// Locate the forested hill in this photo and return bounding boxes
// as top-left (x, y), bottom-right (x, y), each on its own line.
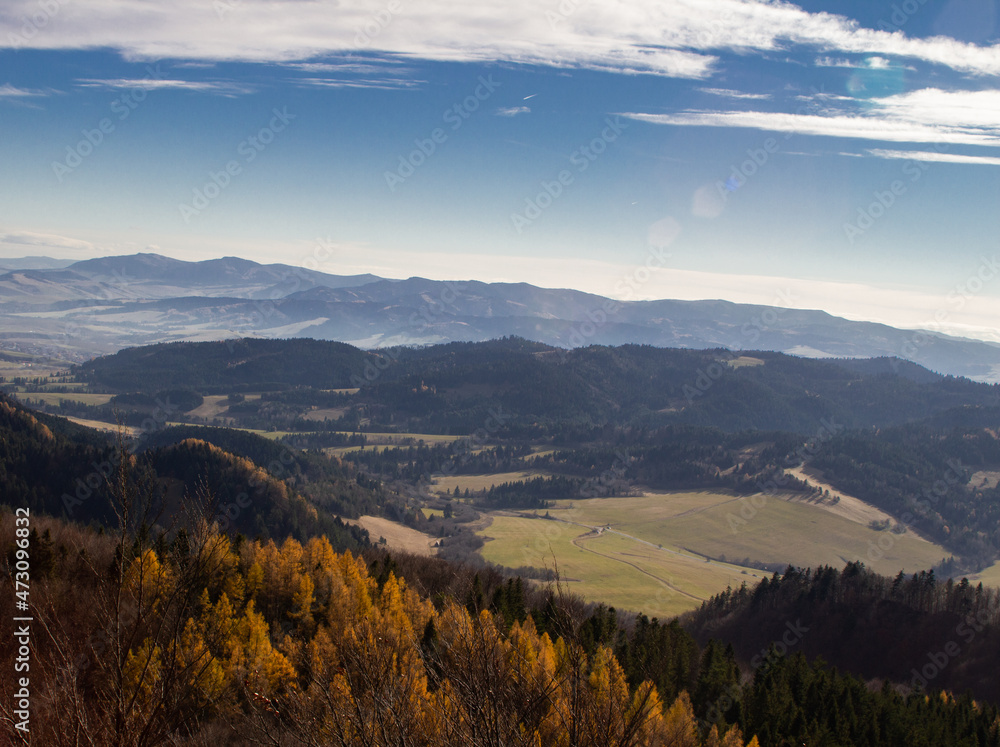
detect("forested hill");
top-left (75, 337), bottom-right (1000, 433)
top-left (76, 337), bottom-right (378, 392)
top-left (0, 392), bottom-right (372, 547)
top-left (684, 562), bottom-right (1000, 704)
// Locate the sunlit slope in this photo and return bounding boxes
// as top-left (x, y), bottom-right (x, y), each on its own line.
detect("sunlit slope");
top-left (479, 490), bottom-right (950, 617)
top-left (478, 513), bottom-right (763, 619)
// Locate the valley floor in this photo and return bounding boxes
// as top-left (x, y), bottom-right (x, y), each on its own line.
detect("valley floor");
top-left (473, 489), bottom-right (951, 619)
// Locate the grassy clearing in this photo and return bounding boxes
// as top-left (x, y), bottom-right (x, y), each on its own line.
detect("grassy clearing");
top-left (357, 432), bottom-right (462, 444)
top-left (320, 431), bottom-right (462, 448)
top-left (351, 516), bottom-right (437, 557)
top-left (970, 470), bottom-right (1000, 490)
top-left (727, 356), bottom-right (765, 368)
top-left (783, 466), bottom-right (898, 527)
top-left (63, 416), bottom-right (138, 437)
top-left (544, 491), bottom-right (948, 577)
top-left (478, 515), bottom-right (762, 618)
top-left (422, 508), bottom-right (445, 519)
top-left (323, 445), bottom-right (395, 457)
top-left (16, 392), bottom-right (114, 406)
top-left (0, 361), bottom-right (70, 378)
top-left (970, 561), bottom-right (1000, 588)
top-left (301, 407), bottom-right (347, 422)
top-left (188, 395), bottom-right (233, 420)
top-left (431, 470), bottom-right (549, 496)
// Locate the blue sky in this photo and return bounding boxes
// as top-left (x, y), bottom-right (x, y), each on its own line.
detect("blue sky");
top-left (2, 0), bottom-right (1000, 341)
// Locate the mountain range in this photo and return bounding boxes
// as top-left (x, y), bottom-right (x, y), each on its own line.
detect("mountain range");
top-left (1, 252), bottom-right (999, 381)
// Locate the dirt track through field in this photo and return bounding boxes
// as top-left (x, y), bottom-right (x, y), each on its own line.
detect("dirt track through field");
top-left (570, 532), bottom-right (703, 602)
top-left (784, 465), bottom-right (930, 542)
top-left (531, 511), bottom-right (740, 602)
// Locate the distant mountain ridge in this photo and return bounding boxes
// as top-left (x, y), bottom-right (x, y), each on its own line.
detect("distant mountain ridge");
top-left (0, 256), bottom-right (76, 271)
top-left (1, 252), bottom-right (999, 381)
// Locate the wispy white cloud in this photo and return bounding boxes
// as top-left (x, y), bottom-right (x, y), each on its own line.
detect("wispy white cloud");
top-left (0, 230), bottom-right (95, 252)
top-left (622, 88), bottom-right (1000, 148)
top-left (495, 105), bottom-right (530, 117)
top-left (815, 56), bottom-right (859, 68)
top-left (815, 55), bottom-right (911, 70)
top-left (0, 83), bottom-right (47, 97)
top-left (621, 109), bottom-right (1000, 147)
top-left (3, 0), bottom-right (1000, 80)
top-left (287, 58), bottom-right (420, 89)
top-left (297, 77), bottom-right (422, 90)
top-left (76, 78), bottom-right (255, 95)
top-left (876, 88), bottom-right (1000, 130)
top-left (698, 87), bottom-right (771, 100)
top-left (867, 149), bottom-right (1000, 166)
top-left (288, 60), bottom-right (411, 75)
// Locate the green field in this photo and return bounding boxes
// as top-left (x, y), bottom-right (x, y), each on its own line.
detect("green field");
top-left (478, 514), bottom-right (763, 618)
top-left (478, 489), bottom-right (951, 617)
top-left (431, 470), bottom-right (549, 496)
top-left (546, 492), bottom-right (948, 576)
